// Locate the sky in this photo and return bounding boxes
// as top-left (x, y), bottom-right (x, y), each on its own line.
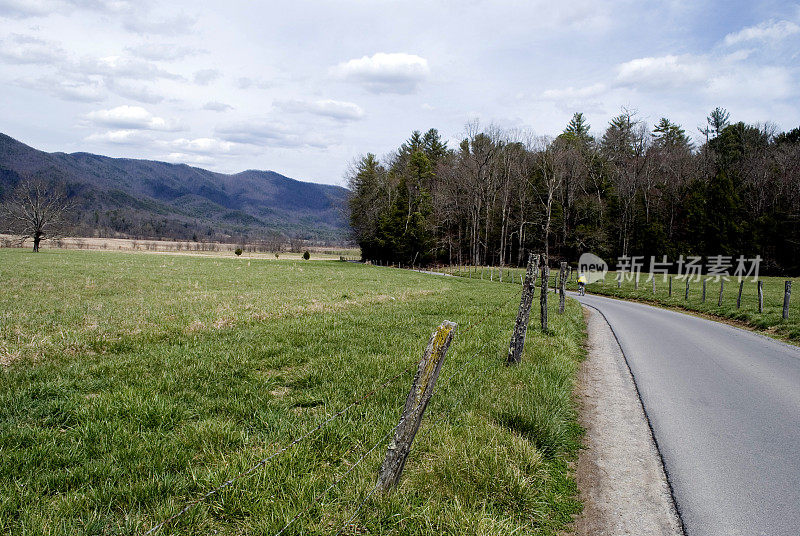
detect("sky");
top-left (1, 0), bottom-right (799, 186)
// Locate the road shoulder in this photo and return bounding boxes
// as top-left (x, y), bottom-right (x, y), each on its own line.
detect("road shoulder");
top-left (570, 306), bottom-right (683, 535)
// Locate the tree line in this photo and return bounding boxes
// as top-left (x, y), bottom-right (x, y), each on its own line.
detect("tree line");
top-left (346, 108), bottom-right (800, 274)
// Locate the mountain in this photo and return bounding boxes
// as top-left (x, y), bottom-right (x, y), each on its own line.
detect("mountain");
top-left (0, 133), bottom-right (350, 242)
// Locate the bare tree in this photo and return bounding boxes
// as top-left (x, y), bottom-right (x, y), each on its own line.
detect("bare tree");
top-left (1, 177), bottom-right (73, 252)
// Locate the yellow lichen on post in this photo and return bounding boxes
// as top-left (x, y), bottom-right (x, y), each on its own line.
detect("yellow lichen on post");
top-left (376, 320), bottom-right (456, 492)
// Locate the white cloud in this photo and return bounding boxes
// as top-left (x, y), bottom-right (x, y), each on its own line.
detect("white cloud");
top-left (274, 98), bottom-right (365, 121)
top-left (724, 20), bottom-right (800, 46)
top-left (85, 129), bottom-right (151, 144)
top-left (15, 74), bottom-right (106, 102)
top-left (332, 52), bottom-right (430, 94)
top-left (216, 121), bottom-right (332, 149)
top-left (203, 101), bottom-right (233, 112)
top-left (706, 66), bottom-right (794, 101)
top-left (86, 105), bottom-right (181, 131)
top-left (165, 137), bottom-right (236, 155)
top-left (541, 83), bottom-right (607, 100)
top-left (193, 68), bottom-right (220, 85)
top-left (0, 0), bottom-right (57, 18)
top-left (80, 55), bottom-right (183, 81)
top-left (121, 12), bottom-right (197, 35)
top-left (126, 42), bottom-right (202, 61)
top-left (615, 55), bottom-right (709, 89)
top-left (105, 79), bottom-right (164, 103)
top-left (161, 152), bottom-right (215, 166)
top-left (237, 76), bottom-right (272, 90)
top-left (0, 34), bottom-right (66, 64)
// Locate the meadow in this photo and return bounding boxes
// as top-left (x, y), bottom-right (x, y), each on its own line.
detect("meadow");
top-left (445, 264), bottom-right (799, 343)
top-left (0, 249), bottom-right (585, 535)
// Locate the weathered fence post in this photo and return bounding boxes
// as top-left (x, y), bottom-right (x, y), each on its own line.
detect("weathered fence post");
top-left (758, 281), bottom-right (764, 313)
top-left (500, 267), bottom-right (503, 283)
top-left (737, 280), bottom-right (744, 309)
top-left (669, 276), bottom-right (673, 297)
top-left (635, 275), bottom-right (639, 290)
top-left (490, 266), bottom-right (494, 282)
top-left (702, 279), bottom-right (707, 302)
top-left (617, 274), bottom-right (621, 289)
top-left (540, 256), bottom-right (549, 332)
top-left (507, 254), bottom-right (538, 365)
top-left (685, 279), bottom-right (690, 300)
top-left (652, 277), bottom-right (656, 294)
top-left (376, 320), bottom-right (457, 492)
top-left (558, 261), bottom-right (567, 314)
top-left (718, 279), bottom-right (725, 307)
top-left (783, 281), bottom-right (792, 319)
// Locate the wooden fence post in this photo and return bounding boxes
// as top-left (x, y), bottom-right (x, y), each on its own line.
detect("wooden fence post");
top-left (669, 276), bottom-right (673, 297)
top-left (783, 281), bottom-right (792, 319)
top-left (507, 253), bottom-right (538, 365)
top-left (376, 320), bottom-right (457, 492)
top-left (652, 277), bottom-right (656, 294)
top-left (758, 281), bottom-right (764, 313)
top-left (702, 279), bottom-right (707, 302)
top-left (737, 280), bottom-right (744, 309)
top-left (540, 256), bottom-right (549, 332)
top-left (718, 279), bottom-right (725, 307)
top-left (617, 274), bottom-right (621, 289)
top-left (635, 274), bottom-right (639, 290)
top-left (558, 261), bottom-right (567, 314)
top-left (685, 279), bottom-right (690, 300)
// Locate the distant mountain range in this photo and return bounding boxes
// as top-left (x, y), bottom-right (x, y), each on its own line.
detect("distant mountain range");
top-left (0, 133), bottom-right (350, 243)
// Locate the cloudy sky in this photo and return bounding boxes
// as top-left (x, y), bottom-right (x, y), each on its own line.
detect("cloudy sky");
top-left (2, 0), bottom-right (799, 186)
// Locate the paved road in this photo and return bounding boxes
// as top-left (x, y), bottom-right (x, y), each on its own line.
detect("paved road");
top-left (573, 292), bottom-right (800, 536)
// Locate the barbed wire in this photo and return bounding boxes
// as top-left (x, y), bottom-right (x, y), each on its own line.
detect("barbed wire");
top-left (144, 282), bottom-right (522, 535)
top-left (142, 365), bottom-right (414, 535)
top-left (273, 424), bottom-right (396, 536)
top-left (334, 484), bottom-right (381, 536)
top-left (328, 346), bottom-right (498, 536)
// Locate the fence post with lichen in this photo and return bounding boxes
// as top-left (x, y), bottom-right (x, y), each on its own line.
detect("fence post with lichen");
top-left (507, 253), bottom-right (538, 365)
top-left (376, 320), bottom-right (457, 492)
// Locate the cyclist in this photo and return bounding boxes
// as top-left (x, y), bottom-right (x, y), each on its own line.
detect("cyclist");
top-left (577, 273), bottom-right (587, 296)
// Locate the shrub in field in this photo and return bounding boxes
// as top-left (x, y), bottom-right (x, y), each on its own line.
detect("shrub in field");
top-left (303, 250), bottom-right (310, 260)
top-left (235, 248), bottom-right (243, 256)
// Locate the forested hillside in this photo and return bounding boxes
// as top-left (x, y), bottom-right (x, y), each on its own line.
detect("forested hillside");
top-left (0, 134), bottom-right (349, 243)
top-left (347, 109), bottom-right (800, 274)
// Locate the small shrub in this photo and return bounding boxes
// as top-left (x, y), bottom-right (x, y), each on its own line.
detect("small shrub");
top-left (302, 250), bottom-right (310, 260)
top-left (235, 248), bottom-right (243, 256)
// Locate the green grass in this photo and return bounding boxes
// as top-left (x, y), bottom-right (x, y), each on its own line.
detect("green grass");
top-left (0, 249), bottom-right (586, 535)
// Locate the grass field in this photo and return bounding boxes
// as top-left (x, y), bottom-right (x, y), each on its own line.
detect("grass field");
top-left (443, 265), bottom-right (799, 342)
top-left (0, 249), bottom-right (586, 535)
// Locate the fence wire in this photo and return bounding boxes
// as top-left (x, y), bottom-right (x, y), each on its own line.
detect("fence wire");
top-left (143, 365), bottom-right (414, 535)
top-left (144, 271), bottom-right (522, 535)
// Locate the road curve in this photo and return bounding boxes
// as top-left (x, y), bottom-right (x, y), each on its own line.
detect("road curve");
top-left (572, 292), bottom-right (800, 536)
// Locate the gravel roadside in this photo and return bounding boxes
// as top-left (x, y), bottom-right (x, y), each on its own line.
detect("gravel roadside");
top-left (570, 306), bottom-right (683, 535)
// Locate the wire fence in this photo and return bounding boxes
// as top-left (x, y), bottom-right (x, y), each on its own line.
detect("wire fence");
top-left (142, 279), bottom-right (521, 535)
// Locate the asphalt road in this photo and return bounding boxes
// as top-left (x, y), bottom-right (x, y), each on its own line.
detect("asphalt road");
top-left (573, 292), bottom-right (800, 536)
